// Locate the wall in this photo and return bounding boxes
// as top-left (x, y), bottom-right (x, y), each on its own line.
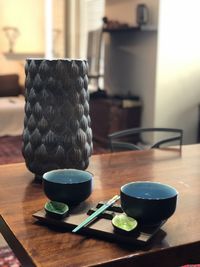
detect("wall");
top-left (155, 0), bottom-right (200, 144)
top-left (52, 0), bottom-right (65, 57)
top-left (0, 0), bottom-right (45, 54)
top-left (104, 0), bottom-right (158, 131)
top-left (104, 0), bottom-right (200, 144)
top-left (104, 31), bottom-right (157, 129)
top-left (0, 0), bottom-right (45, 85)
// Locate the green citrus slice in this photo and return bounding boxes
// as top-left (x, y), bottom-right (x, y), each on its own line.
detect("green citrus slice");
top-left (112, 214), bottom-right (138, 232)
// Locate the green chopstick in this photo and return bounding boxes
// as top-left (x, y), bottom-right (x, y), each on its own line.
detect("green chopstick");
top-left (72, 195), bottom-right (120, 233)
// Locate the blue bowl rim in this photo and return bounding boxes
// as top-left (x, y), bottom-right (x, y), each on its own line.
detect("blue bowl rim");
top-left (43, 168), bottom-right (93, 184)
top-left (120, 181), bottom-right (178, 200)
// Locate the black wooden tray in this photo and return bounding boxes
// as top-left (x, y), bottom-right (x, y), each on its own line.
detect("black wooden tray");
top-left (33, 203), bottom-right (166, 246)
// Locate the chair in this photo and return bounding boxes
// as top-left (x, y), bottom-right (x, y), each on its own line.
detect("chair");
top-left (0, 74), bottom-right (22, 96)
top-left (108, 127), bottom-right (183, 152)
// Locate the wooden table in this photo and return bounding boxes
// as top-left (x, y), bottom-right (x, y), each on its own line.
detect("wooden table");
top-left (0, 144), bottom-right (200, 267)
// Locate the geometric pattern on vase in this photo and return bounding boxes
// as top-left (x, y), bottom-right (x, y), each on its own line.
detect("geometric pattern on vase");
top-left (22, 59), bottom-right (93, 179)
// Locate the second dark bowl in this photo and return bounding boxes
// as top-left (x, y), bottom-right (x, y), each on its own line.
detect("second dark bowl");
top-left (120, 181), bottom-right (178, 225)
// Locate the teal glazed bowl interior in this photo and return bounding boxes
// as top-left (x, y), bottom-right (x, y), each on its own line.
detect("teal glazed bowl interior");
top-left (120, 181), bottom-right (178, 225)
top-left (42, 169), bottom-right (93, 206)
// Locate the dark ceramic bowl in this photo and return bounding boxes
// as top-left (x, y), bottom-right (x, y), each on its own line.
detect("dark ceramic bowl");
top-left (120, 181), bottom-right (178, 225)
top-left (43, 169), bottom-right (93, 206)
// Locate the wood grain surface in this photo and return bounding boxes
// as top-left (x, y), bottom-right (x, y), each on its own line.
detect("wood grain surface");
top-left (0, 145), bottom-right (200, 266)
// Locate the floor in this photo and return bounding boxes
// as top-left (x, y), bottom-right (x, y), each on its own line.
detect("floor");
top-left (0, 135), bottom-right (109, 165)
top-left (0, 234), bottom-right (7, 247)
top-left (0, 235), bottom-right (21, 267)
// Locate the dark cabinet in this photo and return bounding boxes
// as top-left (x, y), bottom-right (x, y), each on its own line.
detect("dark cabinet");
top-left (90, 97), bottom-right (142, 146)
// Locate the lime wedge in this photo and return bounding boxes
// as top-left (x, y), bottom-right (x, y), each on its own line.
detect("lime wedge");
top-left (45, 201), bottom-right (69, 218)
top-left (112, 214), bottom-right (138, 232)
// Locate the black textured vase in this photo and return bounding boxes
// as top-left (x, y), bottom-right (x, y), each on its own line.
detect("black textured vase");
top-left (22, 59), bottom-right (93, 179)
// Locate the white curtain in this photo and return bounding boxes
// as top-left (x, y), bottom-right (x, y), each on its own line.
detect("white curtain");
top-left (64, 0), bottom-right (105, 59)
top-left (63, 0), bottom-right (81, 58)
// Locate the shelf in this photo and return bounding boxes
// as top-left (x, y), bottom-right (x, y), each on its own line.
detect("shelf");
top-left (4, 52), bottom-right (44, 60)
top-left (103, 25), bottom-right (157, 33)
top-left (103, 26), bottom-right (140, 33)
top-left (140, 25), bottom-right (157, 31)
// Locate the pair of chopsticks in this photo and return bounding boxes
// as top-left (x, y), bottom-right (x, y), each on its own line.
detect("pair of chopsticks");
top-left (72, 195), bottom-right (120, 233)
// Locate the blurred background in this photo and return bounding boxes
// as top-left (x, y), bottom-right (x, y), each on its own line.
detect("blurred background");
top-left (0, 0), bottom-right (200, 145)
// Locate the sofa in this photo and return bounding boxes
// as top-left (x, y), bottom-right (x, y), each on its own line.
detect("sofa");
top-left (0, 74), bottom-right (25, 137)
